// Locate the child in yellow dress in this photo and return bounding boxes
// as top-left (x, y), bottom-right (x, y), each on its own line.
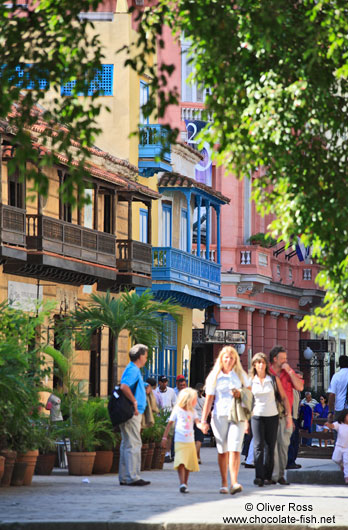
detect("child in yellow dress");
top-left (162, 387), bottom-right (203, 493)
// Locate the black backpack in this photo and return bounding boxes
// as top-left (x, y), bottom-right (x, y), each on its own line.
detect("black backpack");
top-left (108, 382), bottom-right (138, 427)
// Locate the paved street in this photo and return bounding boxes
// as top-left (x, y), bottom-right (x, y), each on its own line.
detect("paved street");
top-left (0, 447), bottom-right (347, 529)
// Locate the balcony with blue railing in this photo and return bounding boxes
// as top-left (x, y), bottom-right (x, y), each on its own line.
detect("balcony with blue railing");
top-left (151, 247), bottom-right (221, 309)
top-left (138, 125), bottom-right (172, 177)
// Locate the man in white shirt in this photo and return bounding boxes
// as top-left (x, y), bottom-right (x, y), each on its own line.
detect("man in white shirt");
top-left (300, 392), bottom-right (318, 410)
top-left (328, 355), bottom-right (348, 421)
top-left (153, 375), bottom-right (176, 462)
top-left (154, 375), bottom-right (176, 411)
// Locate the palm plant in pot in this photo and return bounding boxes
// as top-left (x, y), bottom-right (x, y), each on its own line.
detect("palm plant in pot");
top-left (34, 418), bottom-right (59, 475)
top-left (60, 399), bottom-right (113, 476)
top-left (89, 398), bottom-right (116, 474)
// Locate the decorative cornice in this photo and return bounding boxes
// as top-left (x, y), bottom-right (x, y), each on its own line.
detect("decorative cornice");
top-left (259, 309), bottom-right (267, 315)
top-left (244, 307), bottom-right (255, 313)
top-left (223, 304), bottom-right (242, 310)
top-left (270, 311), bottom-right (280, 318)
top-left (282, 313), bottom-right (291, 319)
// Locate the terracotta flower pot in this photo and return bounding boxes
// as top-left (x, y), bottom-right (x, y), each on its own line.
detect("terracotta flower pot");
top-left (141, 444), bottom-right (148, 472)
top-left (0, 456), bottom-right (5, 483)
top-left (67, 452), bottom-right (96, 476)
top-left (16, 450), bottom-right (39, 486)
top-left (93, 451), bottom-right (113, 474)
top-left (0, 450), bottom-right (17, 487)
top-left (144, 442), bottom-right (155, 471)
top-left (11, 462), bottom-right (28, 487)
top-left (35, 453), bottom-right (56, 475)
top-left (110, 444), bottom-right (120, 474)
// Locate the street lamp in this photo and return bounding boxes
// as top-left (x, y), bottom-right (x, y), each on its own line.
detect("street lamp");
top-left (303, 346), bottom-right (314, 361)
top-left (235, 343), bottom-right (246, 355)
top-left (203, 313), bottom-right (218, 338)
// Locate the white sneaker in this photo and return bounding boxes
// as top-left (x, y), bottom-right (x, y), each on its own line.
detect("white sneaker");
top-left (179, 484), bottom-right (189, 493)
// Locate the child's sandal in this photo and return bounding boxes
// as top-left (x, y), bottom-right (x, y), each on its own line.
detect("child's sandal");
top-left (219, 486), bottom-right (229, 494)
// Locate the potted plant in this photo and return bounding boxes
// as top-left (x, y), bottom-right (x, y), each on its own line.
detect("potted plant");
top-left (247, 232), bottom-right (277, 248)
top-left (34, 418), bottom-right (58, 475)
top-left (60, 400), bottom-right (112, 476)
top-left (89, 399), bottom-right (116, 474)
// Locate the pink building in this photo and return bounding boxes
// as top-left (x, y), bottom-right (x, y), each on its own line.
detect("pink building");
top-left (158, 26), bottom-right (325, 387)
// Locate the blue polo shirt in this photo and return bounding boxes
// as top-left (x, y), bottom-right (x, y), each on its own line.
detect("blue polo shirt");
top-left (121, 362), bottom-right (146, 414)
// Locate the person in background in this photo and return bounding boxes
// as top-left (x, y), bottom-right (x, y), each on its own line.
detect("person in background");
top-left (119, 344), bottom-right (150, 487)
top-left (269, 345), bottom-right (304, 485)
top-left (328, 355), bottom-right (348, 422)
top-left (286, 371), bottom-right (302, 470)
top-left (174, 374), bottom-right (187, 396)
top-left (194, 383), bottom-right (205, 464)
top-left (146, 377), bottom-right (163, 409)
top-left (45, 393), bottom-right (63, 422)
top-left (300, 398), bottom-right (313, 447)
top-left (314, 395), bottom-right (330, 448)
top-left (325, 409), bottom-right (348, 484)
top-left (141, 381), bottom-right (159, 429)
top-left (154, 375), bottom-right (176, 411)
top-left (300, 391), bottom-right (318, 410)
top-left (154, 375), bottom-right (176, 462)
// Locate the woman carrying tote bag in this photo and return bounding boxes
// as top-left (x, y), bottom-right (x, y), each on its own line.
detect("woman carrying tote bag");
top-left (200, 345), bottom-right (250, 495)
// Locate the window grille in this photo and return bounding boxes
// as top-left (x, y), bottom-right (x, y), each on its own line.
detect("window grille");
top-left (61, 65), bottom-right (113, 96)
top-left (4, 65), bottom-right (49, 90)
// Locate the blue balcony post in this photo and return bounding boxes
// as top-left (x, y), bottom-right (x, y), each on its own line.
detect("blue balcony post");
top-left (196, 195), bottom-right (201, 257)
top-left (205, 200), bottom-right (210, 260)
top-left (216, 205), bottom-right (221, 264)
top-left (183, 191), bottom-right (192, 254)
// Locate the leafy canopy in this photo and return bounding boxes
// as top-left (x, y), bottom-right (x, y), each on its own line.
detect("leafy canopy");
top-left (0, 0), bottom-right (107, 207)
top-left (127, 0), bottom-right (348, 331)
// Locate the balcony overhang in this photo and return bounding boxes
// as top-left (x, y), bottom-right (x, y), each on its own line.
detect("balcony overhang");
top-left (4, 252), bottom-right (117, 286)
top-left (138, 159), bottom-right (172, 178)
top-left (145, 283), bottom-right (221, 309)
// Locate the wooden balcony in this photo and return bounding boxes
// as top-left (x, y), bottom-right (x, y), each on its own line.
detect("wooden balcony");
top-left (99, 239), bottom-right (152, 291)
top-left (4, 215), bottom-right (117, 285)
top-left (0, 204), bottom-right (26, 262)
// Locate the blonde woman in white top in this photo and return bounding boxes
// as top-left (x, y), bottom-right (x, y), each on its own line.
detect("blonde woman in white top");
top-left (201, 345), bottom-right (250, 495)
top-left (250, 352), bottom-right (291, 487)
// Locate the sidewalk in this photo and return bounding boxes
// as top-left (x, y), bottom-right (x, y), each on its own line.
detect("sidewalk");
top-left (0, 447), bottom-right (347, 529)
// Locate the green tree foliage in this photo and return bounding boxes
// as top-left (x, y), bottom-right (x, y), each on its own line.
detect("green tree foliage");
top-left (126, 0), bottom-right (348, 331)
top-left (72, 289), bottom-right (181, 388)
top-left (0, 0), bottom-right (106, 207)
top-left (0, 300), bottom-right (67, 451)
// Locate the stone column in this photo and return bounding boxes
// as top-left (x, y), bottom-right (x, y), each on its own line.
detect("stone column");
top-left (278, 313), bottom-right (291, 352)
top-left (239, 307), bottom-right (255, 371)
top-left (253, 309), bottom-right (267, 353)
top-left (264, 311), bottom-right (280, 354)
top-left (288, 315), bottom-right (302, 368)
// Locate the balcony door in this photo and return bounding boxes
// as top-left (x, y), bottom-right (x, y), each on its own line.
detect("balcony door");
top-left (140, 208), bottom-right (148, 243)
top-left (180, 209), bottom-right (188, 252)
top-left (8, 169), bottom-right (25, 209)
top-left (144, 314), bottom-right (177, 388)
top-left (162, 204), bottom-right (172, 247)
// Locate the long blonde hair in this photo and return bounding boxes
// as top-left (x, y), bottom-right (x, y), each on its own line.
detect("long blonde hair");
top-left (206, 345), bottom-right (247, 388)
top-left (176, 387), bottom-right (197, 411)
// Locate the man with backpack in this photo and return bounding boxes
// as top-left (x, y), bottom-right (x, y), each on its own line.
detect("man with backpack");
top-left (118, 344), bottom-right (150, 487)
